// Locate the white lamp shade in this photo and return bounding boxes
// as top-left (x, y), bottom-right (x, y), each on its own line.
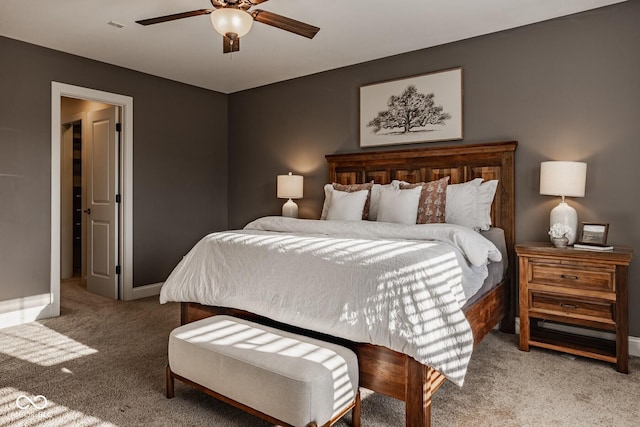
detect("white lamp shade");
top-left (210, 8), bottom-right (253, 38)
top-left (277, 173), bottom-right (303, 199)
top-left (540, 161), bottom-right (587, 197)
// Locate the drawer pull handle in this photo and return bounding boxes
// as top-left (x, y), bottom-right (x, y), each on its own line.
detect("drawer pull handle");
top-left (560, 303), bottom-right (578, 310)
top-left (560, 274), bottom-right (578, 280)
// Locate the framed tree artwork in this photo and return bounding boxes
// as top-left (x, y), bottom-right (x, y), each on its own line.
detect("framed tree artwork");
top-left (359, 67), bottom-right (463, 147)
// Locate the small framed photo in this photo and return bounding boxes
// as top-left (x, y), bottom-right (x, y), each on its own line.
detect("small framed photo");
top-left (578, 223), bottom-right (609, 246)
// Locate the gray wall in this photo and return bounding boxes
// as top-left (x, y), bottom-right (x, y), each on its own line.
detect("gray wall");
top-left (228, 2), bottom-right (640, 335)
top-left (0, 36), bottom-right (228, 301)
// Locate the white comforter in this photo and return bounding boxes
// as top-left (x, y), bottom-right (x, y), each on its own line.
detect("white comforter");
top-left (160, 217), bottom-right (502, 386)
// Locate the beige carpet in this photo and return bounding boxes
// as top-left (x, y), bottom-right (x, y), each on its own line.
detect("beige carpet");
top-left (1, 280), bottom-right (639, 426)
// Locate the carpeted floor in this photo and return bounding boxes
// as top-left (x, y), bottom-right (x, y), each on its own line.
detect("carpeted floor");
top-left (1, 279), bottom-right (639, 426)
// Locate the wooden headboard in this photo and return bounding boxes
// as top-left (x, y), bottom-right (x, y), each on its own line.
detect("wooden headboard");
top-left (326, 141), bottom-right (516, 245)
top-left (326, 140), bottom-right (517, 328)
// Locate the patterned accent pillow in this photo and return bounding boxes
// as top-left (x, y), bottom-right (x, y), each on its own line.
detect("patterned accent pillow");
top-left (333, 181), bottom-right (374, 220)
top-left (399, 176), bottom-right (450, 224)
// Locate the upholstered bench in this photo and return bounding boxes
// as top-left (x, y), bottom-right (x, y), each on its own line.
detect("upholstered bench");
top-left (167, 315), bottom-right (360, 427)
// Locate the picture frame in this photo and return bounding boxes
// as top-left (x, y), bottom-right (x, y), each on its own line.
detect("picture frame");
top-left (359, 67), bottom-right (463, 148)
top-left (578, 222), bottom-right (609, 246)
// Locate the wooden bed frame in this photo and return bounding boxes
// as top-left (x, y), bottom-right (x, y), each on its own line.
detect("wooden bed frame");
top-left (181, 141), bottom-right (517, 426)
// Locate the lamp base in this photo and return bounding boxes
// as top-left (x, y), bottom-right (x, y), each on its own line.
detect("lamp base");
top-left (550, 201), bottom-right (578, 245)
top-left (282, 199), bottom-right (298, 218)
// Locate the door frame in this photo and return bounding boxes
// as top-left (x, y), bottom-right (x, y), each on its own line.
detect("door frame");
top-left (51, 82), bottom-right (134, 314)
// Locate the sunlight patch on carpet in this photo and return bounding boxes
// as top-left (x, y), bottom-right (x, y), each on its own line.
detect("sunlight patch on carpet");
top-left (0, 323), bottom-right (97, 366)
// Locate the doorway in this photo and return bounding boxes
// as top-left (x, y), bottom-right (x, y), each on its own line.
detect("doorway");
top-left (51, 82), bottom-right (134, 317)
top-left (61, 99), bottom-right (121, 299)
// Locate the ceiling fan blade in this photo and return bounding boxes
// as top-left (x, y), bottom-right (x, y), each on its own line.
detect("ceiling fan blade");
top-left (136, 9), bottom-right (213, 26)
top-left (223, 35), bottom-right (240, 53)
top-left (251, 10), bottom-right (319, 39)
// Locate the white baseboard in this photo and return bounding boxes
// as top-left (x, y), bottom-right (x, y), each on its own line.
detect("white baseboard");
top-left (130, 282), bottom-right (163, 300)
top-left (515, 317), bottom-right (640, 357)
top-left (0, 293), bottom-right (55, 329)
top-left (629, 336), bottom-right (640, 358)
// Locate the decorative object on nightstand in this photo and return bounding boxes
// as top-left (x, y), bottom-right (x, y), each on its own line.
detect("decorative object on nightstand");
top-left (540, 161), bottom-right (587, 245)
top-left (575, 222), bottom-right (612, 251)
top-left (277, 172), bottom-right (303, 218)
top-left (516, 242), bottom-right (632, 373)
top-left (548, 223), bottom-right (572, 248)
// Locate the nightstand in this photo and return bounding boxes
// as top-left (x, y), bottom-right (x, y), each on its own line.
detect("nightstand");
top-left (515, 242), bottom-right (632, 373)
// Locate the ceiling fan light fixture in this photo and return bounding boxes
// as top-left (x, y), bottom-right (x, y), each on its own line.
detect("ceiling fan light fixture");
top-left (210, 8), bottom-right (253, 38)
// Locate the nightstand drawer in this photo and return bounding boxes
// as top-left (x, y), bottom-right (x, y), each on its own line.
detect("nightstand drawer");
top-left (530, 292), bottom-right (614, 324)
top-left (529, 260), bottom-right (614, 292)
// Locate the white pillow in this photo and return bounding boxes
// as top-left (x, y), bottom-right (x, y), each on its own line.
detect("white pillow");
top-left (476, 179), bottom-right (499, 230)
top-left (376, 186), bottom-right (422, 225)
top-left (320, 183), bottom-right (333, 220)
top-left (446, 178), bottom-right (498, 231)
top-left (326, 189), bottom-right (369, 221)
top-left (322, 183), bottom-right (393, 221)
top-left (368, 183), bottom-right (395, 221)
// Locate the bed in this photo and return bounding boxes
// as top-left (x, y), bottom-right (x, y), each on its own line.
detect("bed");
top-left (170, 140), bottom-right (517, 427)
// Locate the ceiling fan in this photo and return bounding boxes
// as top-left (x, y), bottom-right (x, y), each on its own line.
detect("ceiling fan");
top-left (136, 0), bottom-right (320, 53)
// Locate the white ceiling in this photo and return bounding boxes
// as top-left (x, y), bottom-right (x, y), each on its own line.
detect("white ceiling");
top-left (0, 0), bottom-right (625, 94)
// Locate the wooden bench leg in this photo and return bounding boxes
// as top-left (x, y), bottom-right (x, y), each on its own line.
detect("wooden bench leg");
top-left (352, 389), bottom-right (361, 427)
top-left (166, 365), bottom-right (175, 399)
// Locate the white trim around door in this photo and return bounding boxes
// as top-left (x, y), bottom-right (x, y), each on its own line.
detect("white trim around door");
top-left (51, 82), bottom-right (134, 315)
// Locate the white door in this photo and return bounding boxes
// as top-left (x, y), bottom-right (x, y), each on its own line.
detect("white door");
top-left (86, 106), bottom-right (120, 299)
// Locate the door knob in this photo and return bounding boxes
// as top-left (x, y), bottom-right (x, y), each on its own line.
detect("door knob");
top-left (83, 208), bottom-right (91, 214)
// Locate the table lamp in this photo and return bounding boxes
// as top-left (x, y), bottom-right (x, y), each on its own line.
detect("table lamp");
top-left (540, 161), bottom-right (587, 245)
top-left (277, 172), bottom-right (303, 218)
